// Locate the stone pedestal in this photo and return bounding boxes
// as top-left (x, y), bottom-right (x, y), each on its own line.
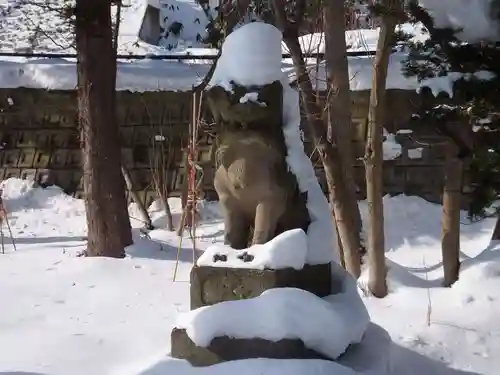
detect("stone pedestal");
top-left (171, 328), bottom-right (329, 367)
top-left (190, 263), bottom-right (335, 309)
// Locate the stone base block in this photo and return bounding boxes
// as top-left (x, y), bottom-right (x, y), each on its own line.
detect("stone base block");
top-left (190, 263), bottom-right (334, 309)
top-left (171, 328), bottom-right (329, 367)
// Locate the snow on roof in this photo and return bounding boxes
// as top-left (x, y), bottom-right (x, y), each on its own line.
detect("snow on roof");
top-left (2, 47), bottom-right (490, 94)
top-left (0, 57), bottom-right (210, 92)
top-left (289, 23), bottom-right (429, 55)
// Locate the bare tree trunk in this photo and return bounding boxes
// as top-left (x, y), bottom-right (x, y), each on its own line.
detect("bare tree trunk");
top-left (271, 0), bottom-right (362, 276)
top-left (491, 215), bottom-right (500, 241)
top-left (76, 0), bottom-right (132, 257)
top-left (159, 145), bottom-right (175, 232)
top-left (442, 142), bottom-right (463, 287)
top-left (324, 0), bottom-right (364, 274)
top-left (122, 165), bottom-right (154, 230)
top-left (111, 1), bottom-right (154, 231)
top-left (150, 130), bottom-right (175, 231)
top-left (164, 194), bottom-right (175, 231)
top-left (177, 149), bottom-right (191, 237)
top-left (364, 0), bottom-right (400, 297)
top-left (157, 142), bottom-right (175, 232)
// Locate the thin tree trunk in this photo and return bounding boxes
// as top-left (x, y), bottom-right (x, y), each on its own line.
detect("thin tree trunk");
top-left (112, 1), bottom-right (153, 231)
top-left (122, 165), bottom-right (154, 230)
top-left (163, 193), bottom-right (175, 231)
top-left (177, 150), bottom-right (191, 237)
top-left (442, 142), bottom-right (463, 287)
top-left (271, 0), bottom-right (362, 276)
top-left (324, 0), bottom-right (364, 273)
top-left (160, 149), bottom-right (175, 232)
top-left (364, 1), bottom-right (399, 297)
top-left (491, 215), bottom-right (500, 241)
top-left (76, 0), bottom-right (132, 257)
top-left (156, 139), bottom-right (175, 232)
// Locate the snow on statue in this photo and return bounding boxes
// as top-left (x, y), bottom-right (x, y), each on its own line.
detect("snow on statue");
top-left (199, 21), bottom-right (338, 267)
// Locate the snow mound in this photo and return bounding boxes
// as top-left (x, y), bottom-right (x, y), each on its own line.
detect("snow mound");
top-left (0, 177), bottom-right (35, 202)
top-left (0, 177), bottom-right (86, 242)
top-left (197, 228), bottom-right (308, 270)
top-left (209, 22), bottom-right (283, 89)
top-left (382, 131), bottom-right (403, 160)
top-left (408, 147), bottom-right (423, 159)
top-left (337, 323), bottom-right (392, 374)
top-left (130, 357), bottom-right (359, 375)
top-left (453, 244), bottom-right (500, 285)
top-left (0, 178), bottom-right (83, 215)
top-left (175, 285), bottom-right (370, 360)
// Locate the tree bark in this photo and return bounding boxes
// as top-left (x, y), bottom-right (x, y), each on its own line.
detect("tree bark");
top-left (271, 0), bottom-right (362, 276)
top-left (491, 215), bottom-right (500, 241)
top-left (364, 1), bottom-right (400, 297)
top-left (442, 142), bottom-right (463, 287)
top-left (323, 0), bottom-right (364, 275)
top-left (76, 0), bottom-right (133, 257)
top-left (154, 143), bottom-right (175, 232)
top-left (122, 165), bottom-right (154, 230)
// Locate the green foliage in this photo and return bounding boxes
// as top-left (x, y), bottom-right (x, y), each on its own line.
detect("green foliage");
top-left (403, 0), bottom-right (500, 218)
top-left (469, 147), bottom-right (500, 217)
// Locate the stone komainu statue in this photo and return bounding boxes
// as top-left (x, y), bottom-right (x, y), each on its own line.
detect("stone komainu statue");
top-left (207, 80), bottom-right (310, 249)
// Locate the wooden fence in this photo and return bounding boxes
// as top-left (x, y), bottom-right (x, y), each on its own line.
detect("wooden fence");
top-left (0, 87), bottom-right (454, 207)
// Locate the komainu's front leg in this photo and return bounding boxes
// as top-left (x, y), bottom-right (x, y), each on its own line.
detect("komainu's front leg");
top-left (221, 196), bottom-right (250, 250)
top-left (251, 198), bottom-right (284, 246)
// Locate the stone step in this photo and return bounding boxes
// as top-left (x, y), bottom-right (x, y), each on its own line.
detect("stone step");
top-left (170, 328), bottom-right (330, 367)
top-left (190, 262), bottom-right (336, 309)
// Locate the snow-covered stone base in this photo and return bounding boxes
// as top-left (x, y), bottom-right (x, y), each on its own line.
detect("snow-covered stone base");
top-left (171, 327), bottom-right (329, 366)
top-left (175, 280), bottom-right (370, 362)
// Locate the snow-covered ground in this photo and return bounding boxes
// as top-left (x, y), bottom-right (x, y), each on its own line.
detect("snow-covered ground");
top-left (1, 5), bottom-right (500, 374)
top-left (0, 178), bottom-right (498, 375)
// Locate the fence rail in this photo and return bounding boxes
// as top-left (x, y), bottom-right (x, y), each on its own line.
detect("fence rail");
top-left (0, 50), bottom-right (384, 60)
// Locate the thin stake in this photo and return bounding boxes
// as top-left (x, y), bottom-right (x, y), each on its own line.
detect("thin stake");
top-left (0, 187), bottom-right (15, 253)
top-left (5, 217), bottom-right (17, 252)
top-left (0, 224), bottom-right (4, 255)
top-left (173, 212), bottom-right (186, 282)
